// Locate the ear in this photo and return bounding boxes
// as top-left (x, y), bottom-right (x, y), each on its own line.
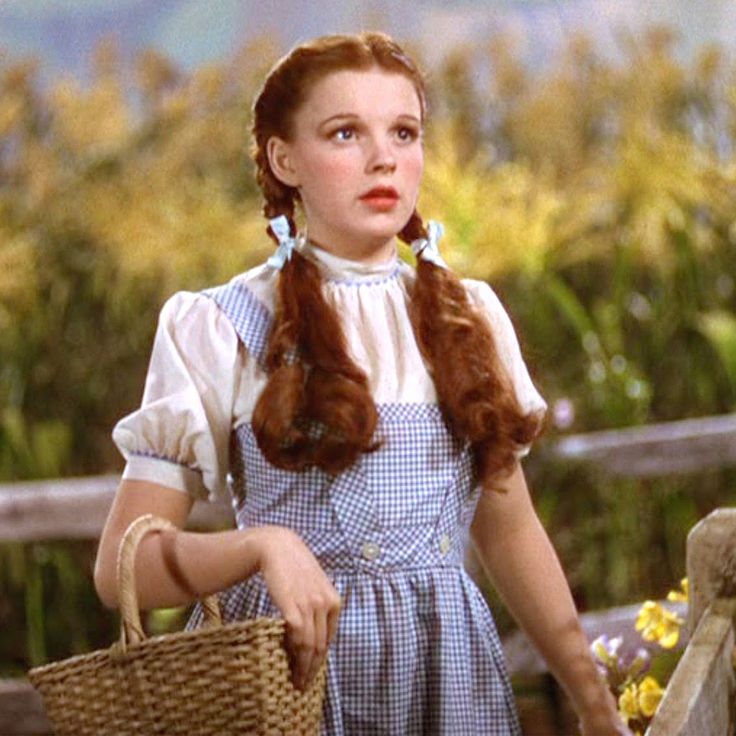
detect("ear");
top-left (267, 136), bottom-right (300, 188)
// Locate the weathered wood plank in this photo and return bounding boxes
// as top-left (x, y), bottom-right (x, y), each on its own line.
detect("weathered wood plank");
top-left (686, 507), bottom-right (736, 633)
top-left (551, 412), bottom-right (736, 477)
top-left (0, 475), bottom-right (234, 541)
top-left (502, 600), bottom-right (688, 677)
top-left (2, 413), bottom-right (735, 542)
top-left (646, 507), bottom-right (736, 736)
top-left (646, 598), bottom-right (736, 736)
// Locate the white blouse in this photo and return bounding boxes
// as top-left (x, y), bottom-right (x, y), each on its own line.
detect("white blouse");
top-left (113, 238), bottom-right (547, 504)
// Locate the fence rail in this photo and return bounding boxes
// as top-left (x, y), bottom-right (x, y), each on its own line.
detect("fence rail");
top-left (3, 412), bottom-right (735, 543)
top-left (549, 412), bottom-right (736, 477)
top-left (0, 475), bottom-right (233, 542)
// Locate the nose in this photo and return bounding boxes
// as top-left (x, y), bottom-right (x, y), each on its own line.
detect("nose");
top-left (366, 135), bottom-right (396, 174)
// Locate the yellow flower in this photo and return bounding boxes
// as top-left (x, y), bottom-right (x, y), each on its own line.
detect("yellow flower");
top-left (667, 577), bottom-right (689, 603)
top-left (618, 682), bottom-right (641, 722)
top-left (618, 676), bottom-right (665, 724)
top-left (638, 676), bottom-right (664, 717)
top-left (635, 600), bottom-right (683, 649)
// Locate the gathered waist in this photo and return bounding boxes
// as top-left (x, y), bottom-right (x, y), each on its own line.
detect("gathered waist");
top-left (188, 556), bottom-right (485, 635)
top-left (236, 521), bottom-right (466, 573)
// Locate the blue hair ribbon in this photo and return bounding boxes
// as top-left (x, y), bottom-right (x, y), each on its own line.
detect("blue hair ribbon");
top-left (411, 220), bottom-right (447, 269)
top-left (267, 215), bottom-right (296, 270)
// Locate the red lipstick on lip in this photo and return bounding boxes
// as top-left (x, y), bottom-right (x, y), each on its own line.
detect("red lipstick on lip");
top-left (359, 186), bottom-right (399, 211)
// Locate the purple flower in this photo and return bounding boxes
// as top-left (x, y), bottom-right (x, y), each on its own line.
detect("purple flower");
top-left (552, 397), bottom-right (575, 429)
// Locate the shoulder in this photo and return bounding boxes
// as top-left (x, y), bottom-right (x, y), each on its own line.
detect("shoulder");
top-left (460, 278), bottom-right (526, 352)
top-left (461, 276), bottom-right (498, 301)
top-left (461, 277), bottom-right (507, 318)
top-left (155, 289), bottom-right (240, 351)
top-left (175, 262), bottom-right (281, 367)
top-left (155, 260), bottom-right (280, 348)
top-left (158, 290), bottom-right (215, 329)
top-left (201, 262), bottom-right (279, 317)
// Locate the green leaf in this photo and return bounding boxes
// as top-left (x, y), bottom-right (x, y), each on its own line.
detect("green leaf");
top-left (697, 310), bottom-right (736, 391)
top-left (544, 274), bottom-right (595, 342)
top-left (0, 408), bottom-right (33, 472)
top-left (30, 421), bottom-right (72, 479)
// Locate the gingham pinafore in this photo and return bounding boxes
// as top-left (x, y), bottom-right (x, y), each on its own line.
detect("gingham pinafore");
top-left (186, 277), bottom-right (522, 736)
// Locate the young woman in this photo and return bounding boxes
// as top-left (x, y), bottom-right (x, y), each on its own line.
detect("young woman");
top-left (94, 32), bottom-right (630, 735)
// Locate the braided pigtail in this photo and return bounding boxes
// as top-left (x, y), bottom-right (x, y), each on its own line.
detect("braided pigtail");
top-left (251, 134), bottom-right (378, 473)
top-left (402, 210), bottom-right (543, 488)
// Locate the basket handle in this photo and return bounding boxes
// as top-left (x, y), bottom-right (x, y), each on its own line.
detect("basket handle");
top-left (117, 514), bottom-right (222, 649)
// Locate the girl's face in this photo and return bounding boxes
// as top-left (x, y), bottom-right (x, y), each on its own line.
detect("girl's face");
top-left (267, 68), bottom-right (424, 262)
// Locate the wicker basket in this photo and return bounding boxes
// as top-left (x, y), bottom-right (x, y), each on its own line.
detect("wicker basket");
top-left (28, 514), bottom-right (326, 735)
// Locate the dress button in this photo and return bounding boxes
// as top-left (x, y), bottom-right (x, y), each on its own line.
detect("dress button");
top-left (439, 534), bottom-right (451, 556)
top-left (362, 541), bottom-right (380, 561)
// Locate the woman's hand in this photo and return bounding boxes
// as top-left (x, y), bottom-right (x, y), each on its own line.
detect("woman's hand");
top-left (574, 674), bottom-right (635, 735)
top-left (253, 525), bottom-right (341, 691)
top-left (577, 691), bottom-right (635, 736)
top-left (579, 716), bottom-right (634, 736)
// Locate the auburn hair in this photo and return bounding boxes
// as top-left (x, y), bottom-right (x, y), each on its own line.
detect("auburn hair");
top-left (250, 31), bottom-right (543, 488)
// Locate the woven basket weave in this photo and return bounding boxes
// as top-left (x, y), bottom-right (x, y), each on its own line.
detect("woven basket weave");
top-left (28, 514), bottom-right (326, 735)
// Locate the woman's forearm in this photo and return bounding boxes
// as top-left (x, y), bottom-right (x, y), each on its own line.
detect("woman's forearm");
top-left (472, 512), bottom-right (611, 715)
top-left (469, 467), bottom-right (623, 732)
top-left (95, 523), bottom-right (267, 611)
top-left (94, 479), bottom-right (272, 611)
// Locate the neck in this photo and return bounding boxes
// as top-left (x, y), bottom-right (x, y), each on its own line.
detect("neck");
top-left (308, 237), bottom-right (396, 265)
top-left (306, 234), bottom-right (397, 265)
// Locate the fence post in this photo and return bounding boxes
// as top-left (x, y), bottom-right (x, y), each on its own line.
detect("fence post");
top-left (647, 508), bottom-right (736, 736)
top-left (687, 508), bottom-right (736, 633)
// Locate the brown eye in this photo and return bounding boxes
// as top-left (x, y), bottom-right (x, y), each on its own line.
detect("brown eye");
top-left (332, 127), bottom-right (355, 141)
top-left (396, 126), bottom-right (419, 142)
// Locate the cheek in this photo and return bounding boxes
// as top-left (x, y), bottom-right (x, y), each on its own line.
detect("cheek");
top-left (302, 150), bottom-right (357, 186)
top-left (300, 154), bottom-right (359, 211)
top-left (404, 149), bottom-right (424, 186)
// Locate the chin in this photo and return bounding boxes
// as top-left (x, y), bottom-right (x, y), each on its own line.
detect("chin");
top-left (360, 212), bottom-right (411, 239)
top-left (358, 225), bottom-right (402, 246)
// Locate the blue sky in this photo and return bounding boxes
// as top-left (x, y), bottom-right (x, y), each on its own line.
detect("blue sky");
top-left (0, 0), bottom-right (733, 84)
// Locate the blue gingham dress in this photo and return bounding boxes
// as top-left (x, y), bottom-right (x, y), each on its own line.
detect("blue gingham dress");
top-left (116, 240), bottom-right (546, 734)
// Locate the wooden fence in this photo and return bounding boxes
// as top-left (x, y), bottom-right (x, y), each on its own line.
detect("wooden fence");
top-left (646, 508), bottom-right (736, 735)
top-left (2, 413), bottom-right (736, 734)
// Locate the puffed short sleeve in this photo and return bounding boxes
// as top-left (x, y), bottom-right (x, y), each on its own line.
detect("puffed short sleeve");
top-left (464, 278), bottom-right (547, 456)
top-left (112, 291), bottom-right (240, 503)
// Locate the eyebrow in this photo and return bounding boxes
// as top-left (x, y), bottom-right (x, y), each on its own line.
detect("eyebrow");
top-left (317, 113), bottom-right (422, 130)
